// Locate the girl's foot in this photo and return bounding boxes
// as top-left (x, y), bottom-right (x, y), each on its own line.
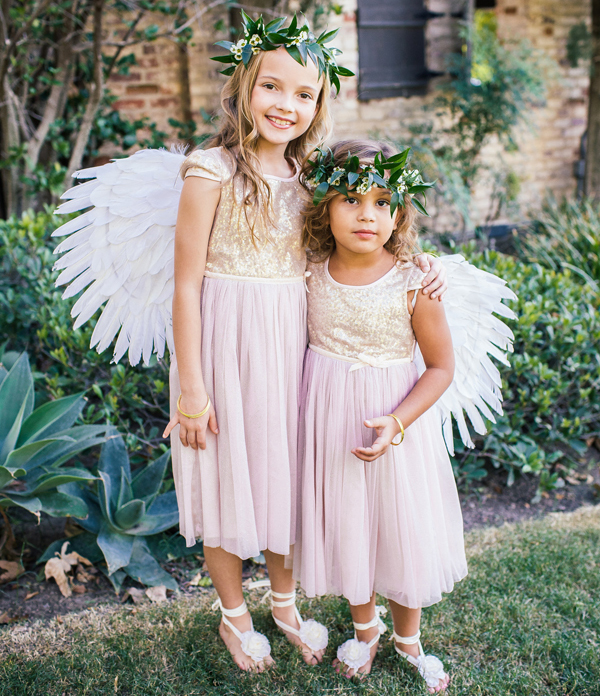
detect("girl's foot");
top-left (333, 606), bottom-right (388, 679)
top-left (333, 623), bottom-right (379, 678)
top-left (271, 601), bottom-right (327, 665)
top-left (214, 599), bottom-right (274, 672)
top-left (392, 630), bottom-right (449, 693)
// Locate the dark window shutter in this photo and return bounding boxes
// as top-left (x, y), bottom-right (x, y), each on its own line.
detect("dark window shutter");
top-left (357, 0), bottom-right (437, 100)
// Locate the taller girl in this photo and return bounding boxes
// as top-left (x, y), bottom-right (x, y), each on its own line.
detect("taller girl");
top-left (163, 13), bottom-right (446, 672)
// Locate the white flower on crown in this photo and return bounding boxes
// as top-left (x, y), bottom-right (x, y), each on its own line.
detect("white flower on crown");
top-left (417, 654), bottom-right (446, 689)
top-left (251, 46), bottom-right (261, 54)
top-left (299, 30), bottom-right (309, 41)
top-left (337, 638), bottom-right (370, 671)
top-left (298, 619), bottom-right (328, 652)
top-left (240, 630), bottom-right (271, 662)
top-left (356, 178), bottom-right (373, 194)
top-left (327, 167), bottom-right (344, 184)
top-left (249, 34), bottom-right (262, 46)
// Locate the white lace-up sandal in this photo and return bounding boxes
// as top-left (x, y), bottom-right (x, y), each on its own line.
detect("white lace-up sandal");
top-left (390, 629), bottom-right (449, 692)
top-left (336, 605), bottom-right (388, 676)
top-left (248, 580), bottom-right (329, 659)
top-left (212, 598), bottom-right (271, 669)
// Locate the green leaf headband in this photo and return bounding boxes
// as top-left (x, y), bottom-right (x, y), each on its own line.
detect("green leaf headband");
top-left (211, 11), bottom-right (354, 94)
top-left (305, 147), bottom-right (435, 217)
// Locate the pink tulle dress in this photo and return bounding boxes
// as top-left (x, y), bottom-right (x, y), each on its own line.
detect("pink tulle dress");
top-left (170, 147), bottom-right (308, 558)
top-left (293, 259), bottom-right (468, 608)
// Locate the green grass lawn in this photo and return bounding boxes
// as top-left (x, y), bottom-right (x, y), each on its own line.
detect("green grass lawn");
top-left (1, 506), bottom-right (599, 696)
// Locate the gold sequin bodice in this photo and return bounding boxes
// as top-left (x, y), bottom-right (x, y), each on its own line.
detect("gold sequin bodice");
top-left (183, 147), bottom-right (307, 279)
top-left (306, 259), bottom-right (426, 361)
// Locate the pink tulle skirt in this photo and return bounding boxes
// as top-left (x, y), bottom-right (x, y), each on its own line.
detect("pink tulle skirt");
top-left (170, 276), bottom-right (307, 558)
top-left (293, 350), bottom-right (468, 608)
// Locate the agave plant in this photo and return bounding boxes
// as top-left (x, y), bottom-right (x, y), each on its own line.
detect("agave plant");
top-left (0, 351), bottom-right (106, 520)
top-left (59, 434), bottom-right (180, 591)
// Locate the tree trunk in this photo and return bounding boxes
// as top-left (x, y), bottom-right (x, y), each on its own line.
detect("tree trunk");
top-left (0, 74), bottom-right (21, 216)
top-left (584, 0), bottom-right (600, 200)
top-left (64, 0), bottom-right (104, 185)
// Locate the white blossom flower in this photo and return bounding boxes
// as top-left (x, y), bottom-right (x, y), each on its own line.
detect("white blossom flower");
top-left (336, 638), bottom-right (370, 671)
top-left (249, 34), bottom-right (262, 46)
top-left (240, 630), bottom-right (271, 662)
top-left (417, 654), bottom-right (446, 689)
top-left (299, 619), bottom-right (328, 652)
top-left (299, 30), bottom-right (309, 41)
top-left (251, 46), bottom-right (261, 54)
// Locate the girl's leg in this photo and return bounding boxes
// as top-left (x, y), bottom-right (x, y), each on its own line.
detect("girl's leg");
top-left (263, 549), bottom-right (326, 665)
top-left (333, 593), bottom-right (380, 678)
top-left (204, 545), bottom-right (274, 672)
top-left (388, 601), bottom-right (449, 692)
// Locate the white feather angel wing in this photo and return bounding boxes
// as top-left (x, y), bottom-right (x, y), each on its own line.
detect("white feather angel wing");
top-left (414, 254), bottom-right (517, 454)
top-left (52, 148), bottom-right (186, 366)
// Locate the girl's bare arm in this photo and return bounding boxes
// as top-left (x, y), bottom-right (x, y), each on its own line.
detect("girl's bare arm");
top-left (162, 176), bottom-right (221, 450)
top-left (353, 291), bottom-right (455, 461)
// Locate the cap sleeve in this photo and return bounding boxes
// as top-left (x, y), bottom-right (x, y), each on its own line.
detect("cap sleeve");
top-left (405, 262), bottom-right (426, 292)
top-left (181, 147), bottom-right (226, 182)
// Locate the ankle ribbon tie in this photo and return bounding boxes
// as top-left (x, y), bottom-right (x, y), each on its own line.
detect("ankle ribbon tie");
top-left (213, 597), bottom-right (271, 663)
top-left (337, 605), bottom-right (388, 672)
top-left (248, 579), bottom-right (328, 653)
top-left (391, 629), bottom-right (446, 689)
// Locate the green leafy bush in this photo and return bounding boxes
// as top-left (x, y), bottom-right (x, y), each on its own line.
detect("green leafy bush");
top-left (0, 210), bottom-right (170, 456)
top-left (453, 247), bottom-right (600, 486)
top-left (409, 10), bottom-right (550, 228)
top-left (0, 350), bottom-right (105, 518)
top-left (519, 197), bottom-right (600, 289)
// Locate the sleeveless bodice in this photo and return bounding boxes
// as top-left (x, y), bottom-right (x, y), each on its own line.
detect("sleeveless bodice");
top-left (306, 259), bottom-right (426, 361)
top-left (184, 147), bottom-right (307, 279)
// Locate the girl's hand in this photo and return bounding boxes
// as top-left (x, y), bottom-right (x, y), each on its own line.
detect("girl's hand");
top-left (162, 396), bottom-right (219, 450)
top-left (414, 253), bottom-right (447, 301)
top-left (352, 416), bottom-right (401, 462)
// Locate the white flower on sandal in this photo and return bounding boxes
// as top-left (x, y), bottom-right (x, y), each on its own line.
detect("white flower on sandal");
top-left (336, 638), bottom-right (371, 671)
top-left (239, 630), bottom-right (271, 662)
top-left (417, 654), bottom-right (446, 688)
top-left (298, 619), bottom-right (328, 652)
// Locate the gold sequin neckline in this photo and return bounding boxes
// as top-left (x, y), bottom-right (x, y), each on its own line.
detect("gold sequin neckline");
top-left (324, 256), bottom-right (398, 289)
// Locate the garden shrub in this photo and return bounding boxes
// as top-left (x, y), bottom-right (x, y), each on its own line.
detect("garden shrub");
top-left (0, 210), bottom-right (169, 460)
top-left (454, 245), bottom-right (600, 487)
top-left (519, 197), bottom-right (600, 288)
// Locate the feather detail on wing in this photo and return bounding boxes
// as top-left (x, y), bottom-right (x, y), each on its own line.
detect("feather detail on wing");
top-left (53, 148), bottom-right (187, 366)
top-left (414, 254), bottom-right (517, 454)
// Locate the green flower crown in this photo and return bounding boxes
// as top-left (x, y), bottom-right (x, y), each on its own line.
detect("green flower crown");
top-left (306, 147), bottom-right (435, 217)
top-left (211, 11), bottom-right (354, 94)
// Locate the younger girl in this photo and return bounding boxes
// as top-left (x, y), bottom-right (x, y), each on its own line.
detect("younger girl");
top-left (161, 15), bottom-right (447, 672)
top-left (295, 140), bottom-right (469, 692)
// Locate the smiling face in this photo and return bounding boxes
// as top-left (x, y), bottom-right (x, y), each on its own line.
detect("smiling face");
top-left (250, 47), bottom-right (322, 150)
top-left (327, 186), bottom-right (399, 256)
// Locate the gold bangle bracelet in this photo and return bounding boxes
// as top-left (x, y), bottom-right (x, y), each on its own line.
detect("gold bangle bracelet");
top-left (177, 394), bottom-right (211, 419)
top-left (386, 413), bottom-right (405, 446)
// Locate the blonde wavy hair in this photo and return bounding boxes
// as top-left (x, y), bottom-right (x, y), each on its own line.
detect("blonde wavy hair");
top-left (301, 140), bottom-right (421, 264)
top-left (189, 49), bottom-right (333, 241)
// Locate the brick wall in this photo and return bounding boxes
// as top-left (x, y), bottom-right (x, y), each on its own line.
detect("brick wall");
top-left (105, 1), bottom-right (591, 231)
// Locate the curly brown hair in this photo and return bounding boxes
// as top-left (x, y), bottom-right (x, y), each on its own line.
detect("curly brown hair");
top-left (301, 139), bottom-right (421, 264)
